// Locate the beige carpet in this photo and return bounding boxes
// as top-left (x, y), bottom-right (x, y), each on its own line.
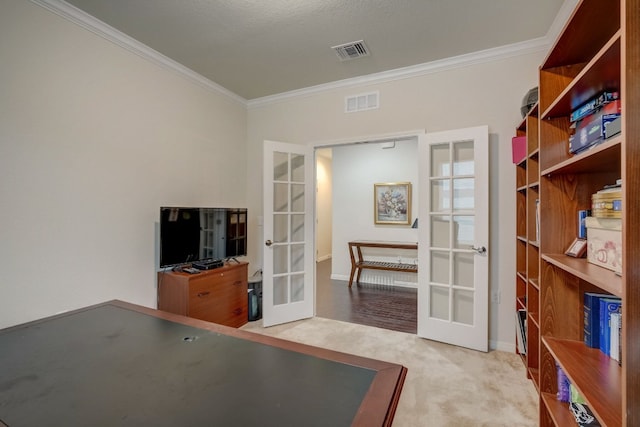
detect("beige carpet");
top-left (242, 317), bottom-right (538, 426)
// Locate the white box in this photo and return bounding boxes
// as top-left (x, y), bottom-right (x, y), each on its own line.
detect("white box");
top-left (585, 216), bottom-right (622, 273)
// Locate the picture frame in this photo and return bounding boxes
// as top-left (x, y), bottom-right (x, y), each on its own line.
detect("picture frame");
top-left (374, 182), bottom-right (412, 225)
top-left (565, 238), bottom-right (587, 258)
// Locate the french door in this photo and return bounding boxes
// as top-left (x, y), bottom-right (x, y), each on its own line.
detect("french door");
top-left (262, 140), bottom-right (315, 327)
top-left (417, 126), bottom-right (489, 352)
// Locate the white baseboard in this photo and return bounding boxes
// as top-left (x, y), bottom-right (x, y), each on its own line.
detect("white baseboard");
top-left (491, 339), bottom-right (516, 353)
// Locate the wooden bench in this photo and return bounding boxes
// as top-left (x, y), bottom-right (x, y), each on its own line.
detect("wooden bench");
top-left (348, 241), bottom-right (418, 287)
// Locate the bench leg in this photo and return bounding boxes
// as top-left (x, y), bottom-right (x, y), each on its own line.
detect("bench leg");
top-left (355, 268), bottom-right (362, 286)
top-left (348, 265), bottom-right (357, 288)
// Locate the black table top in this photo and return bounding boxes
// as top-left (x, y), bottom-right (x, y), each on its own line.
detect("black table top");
top-left (0, 301), bottom-right (404, 427)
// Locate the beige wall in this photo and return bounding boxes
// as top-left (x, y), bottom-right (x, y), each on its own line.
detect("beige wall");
top-left (247, 53), bottom-right (542, 350)
top-left (0, 1), bottom-right (247, 328)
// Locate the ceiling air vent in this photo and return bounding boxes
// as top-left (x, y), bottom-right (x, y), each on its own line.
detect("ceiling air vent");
top-left (332, 40), bottom-right (370, 61)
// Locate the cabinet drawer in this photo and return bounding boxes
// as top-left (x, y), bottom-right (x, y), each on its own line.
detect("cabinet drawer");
top-left (187, 270), bottom-right (247, 326)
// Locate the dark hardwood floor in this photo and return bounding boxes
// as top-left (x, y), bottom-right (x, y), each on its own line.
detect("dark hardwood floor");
top-left (315, 259), bottom-right (417, 334)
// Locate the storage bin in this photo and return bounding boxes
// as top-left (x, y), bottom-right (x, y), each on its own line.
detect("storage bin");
top-left (585, 216), bottom-right (622, 273)
top-left (511, 136), bottom-right (526, 164)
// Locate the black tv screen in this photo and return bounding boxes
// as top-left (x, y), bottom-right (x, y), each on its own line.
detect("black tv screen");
top-left (159, 207), bottom-right (247, 268)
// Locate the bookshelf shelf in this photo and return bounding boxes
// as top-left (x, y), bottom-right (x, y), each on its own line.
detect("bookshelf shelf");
top-left (543, 337), bottom-right (622, 427)
top-left (541, 254), bottom-right (623, 298)
top-left (541, 392), bottom-right (578, 427)
top-left (517, 1), bottom-right (639, 424)
top-left (540, 136), bottom-right (621, 177)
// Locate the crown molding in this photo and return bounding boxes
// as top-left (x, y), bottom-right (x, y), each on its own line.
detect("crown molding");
top-left (247, 37), bottom-right (550, 108)
top-left (30, 0), bottom-right (247, 106)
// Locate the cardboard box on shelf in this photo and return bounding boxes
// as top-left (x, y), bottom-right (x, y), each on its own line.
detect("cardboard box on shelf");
top-left (569, 99), bottom-right (622, 154)
top-left (585, 216), bottom-right (622, 273)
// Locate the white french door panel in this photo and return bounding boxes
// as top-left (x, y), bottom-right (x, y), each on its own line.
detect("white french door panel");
top-left (417, 126), bottom-right (489, 352)
top-left (262, 140), bottom-right (315, 327)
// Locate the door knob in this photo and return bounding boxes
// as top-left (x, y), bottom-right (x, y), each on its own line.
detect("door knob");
top-left (471, 245), bottom-right (487, 254)
top-left (265, 240), bottom-right (273, 247)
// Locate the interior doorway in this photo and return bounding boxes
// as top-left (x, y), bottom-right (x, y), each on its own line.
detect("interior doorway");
top-left (313, 137), bottom-right (419, 334)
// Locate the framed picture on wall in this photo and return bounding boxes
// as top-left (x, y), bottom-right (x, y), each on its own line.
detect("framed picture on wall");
top-left (374, 182), bottom-right (412, 225)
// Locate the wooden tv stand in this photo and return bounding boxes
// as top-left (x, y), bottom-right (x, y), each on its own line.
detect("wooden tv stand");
top-left (348, 241), bottom-right (418, 287)
top-left (157, 261), bottom-right (248, 328)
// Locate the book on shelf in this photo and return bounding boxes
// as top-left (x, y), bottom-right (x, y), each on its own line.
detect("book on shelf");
top-left (599, 297), bottom-right (622, 356)
top-left (570, 91), bottom-right (619, 123)
top-left (515, 309), bottom-right (527, 354)
top-left (584, 292), bottom-right (610, 348)
top-left (610, 312), bottom-right (621, 363)
top-left (557, 364), bottom-right (570, 402)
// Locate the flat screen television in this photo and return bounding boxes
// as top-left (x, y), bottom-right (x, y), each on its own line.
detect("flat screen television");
top-left (159, 207), bottom-right (247, 268)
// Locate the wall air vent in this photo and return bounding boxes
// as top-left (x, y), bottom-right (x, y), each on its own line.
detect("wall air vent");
top-left (345, 91), bottom-right (379, 113)
top-left (332, 40), bottom-right (370, 61)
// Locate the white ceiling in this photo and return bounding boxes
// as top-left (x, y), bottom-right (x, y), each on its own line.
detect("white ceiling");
top-left (61, 0), bottom-right (568, 101)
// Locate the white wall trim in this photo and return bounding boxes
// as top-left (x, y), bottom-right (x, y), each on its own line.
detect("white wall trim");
top-left (29, 0), bottom-right (247, 106)
top-left (491, 340), bottom-right (516, 353)
top-left (247, 37), bottom-right (549, 108)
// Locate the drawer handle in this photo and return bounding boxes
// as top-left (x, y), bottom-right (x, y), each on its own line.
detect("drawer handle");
top-left (197, 291), bottom-right (210, 297)
top-left (233, 308), bottom-right (242, 315)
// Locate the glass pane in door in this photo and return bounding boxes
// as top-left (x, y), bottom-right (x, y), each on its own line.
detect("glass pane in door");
top-left (273, 152), bottom-right (289, 181)
top-left (431, 179), bottom-right (450, 212)
top-left (430, 251), bottom-right (449, 284)
top-left (273, 183), bottom-right (288, 212)
top-left (273, 214), bottom-right (288, 243)
top-left (453, 289), bottom-right (474, 325)
top-left (291, 184), bottom-right (305, 212)
top-left (453, 140), bottom-right (474, 175)
top-left (291, 214), bottom-right (304, 242)
top-left (430, 286), bottom-right (449, 320)
top-left (431, 216), bottom-right (450, 248)
top-left (453, 216), bottom-right (474, 248)
top-left (453, 253), bottom-right (474, 288)
top-left (291, 273), bottom-right (304, 302)
top-left (431, 144), bottom-right (450, 176)
top-left (453, 178), bottom-right (474, 210)
top-left (273, 276), bottom-right (288, 305)
top-left (291, 154), bottom-right (305, 182)
top-left (273, 245), bottom-right (288, 275)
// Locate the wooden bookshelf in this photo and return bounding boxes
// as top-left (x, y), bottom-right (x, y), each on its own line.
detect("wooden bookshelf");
top-left (531, 0), bottom-right (640, 425)
top-left (514, 102), bottom-right (539, 390)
